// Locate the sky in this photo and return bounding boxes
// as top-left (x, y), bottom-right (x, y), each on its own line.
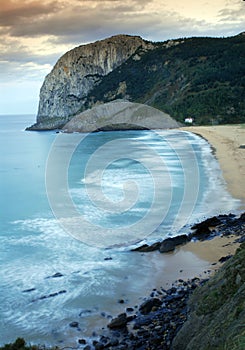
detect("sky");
top-left (0, 0), bottom-right (244, 115)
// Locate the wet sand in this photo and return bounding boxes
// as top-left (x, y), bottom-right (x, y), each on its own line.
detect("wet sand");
top-left (150, 235), bottom-right (240, 290)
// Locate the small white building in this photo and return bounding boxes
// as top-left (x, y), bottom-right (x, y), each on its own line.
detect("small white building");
top-left (184, 117), bottom-right (193, 124)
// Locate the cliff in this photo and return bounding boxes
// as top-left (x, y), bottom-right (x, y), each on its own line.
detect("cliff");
top-left (30, 35), bottom-right (153, 130)
top-left (28, 33), bottom-right (245, 131)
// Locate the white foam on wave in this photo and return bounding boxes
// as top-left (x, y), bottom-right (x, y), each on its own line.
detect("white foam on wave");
top-left (190, 132), bottom-right (241, 218)
top-left (1, 128), bottom-right (241, 346)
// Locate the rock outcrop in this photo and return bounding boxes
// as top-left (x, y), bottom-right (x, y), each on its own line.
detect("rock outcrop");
top-left (29, 35), bottom-right (153, 130)
top-left (62, 100), bottom-right (179, 132)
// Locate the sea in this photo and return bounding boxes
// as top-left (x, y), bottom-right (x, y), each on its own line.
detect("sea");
top-left (0, 114), bottom-right (241, 346)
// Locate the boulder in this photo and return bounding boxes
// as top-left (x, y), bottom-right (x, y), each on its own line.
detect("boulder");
top-left (139, 298), bottom-right (162, 314)
top-left (107, 313), bottom-right (128, 329)
top-left (159, 235), bottom-right (189, 253)
top-left (190, 217), bottom-right (221, 239)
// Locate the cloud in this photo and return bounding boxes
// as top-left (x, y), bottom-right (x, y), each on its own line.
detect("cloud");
top-left (2, 0), bottom-right (244, 42)
top-left (1, 0), bottom-right (148, 38)
top-left (0, 0), bottom-right (64, 27)
top-left (1, 0), bottom-right (244, 114)
top-left (218, 3), bottom-right (245, 23)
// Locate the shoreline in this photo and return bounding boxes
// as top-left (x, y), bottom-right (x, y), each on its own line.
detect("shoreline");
top-left (2, 125), bottom-right (245, 348)
top-left (84, 125), bottom-right (245, 348)
top-left (180, 124), bottom-right (245, 206)
top-left (167, 124), bottom-right (245, 279)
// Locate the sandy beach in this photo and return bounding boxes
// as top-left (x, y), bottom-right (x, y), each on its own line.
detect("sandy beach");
top-left (131, 124), bottom-right (245, 327)
top-left (138, 124), bottom-right (245, 290)
top-left (165, 124), bottom-right (245, 281)
top-left (181, 124), bottom-right (245, 204)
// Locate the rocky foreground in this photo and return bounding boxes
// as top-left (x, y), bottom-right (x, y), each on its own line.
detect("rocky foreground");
top-left (1, 213), bottom-right (244, 350)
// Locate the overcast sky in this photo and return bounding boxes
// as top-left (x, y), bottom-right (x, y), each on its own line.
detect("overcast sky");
top-left (0, 0), bottom-right (244, 115)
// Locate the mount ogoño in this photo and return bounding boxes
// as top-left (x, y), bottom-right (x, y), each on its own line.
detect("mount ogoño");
top-left (28, 33), bottom-right (245, 131)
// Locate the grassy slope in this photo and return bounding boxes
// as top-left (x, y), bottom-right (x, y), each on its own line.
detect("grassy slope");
top-left (172, 242), bottom-right (245, 350)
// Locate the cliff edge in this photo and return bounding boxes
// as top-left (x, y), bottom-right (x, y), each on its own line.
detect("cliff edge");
top-left (28, 35), bottom-right (153, 130)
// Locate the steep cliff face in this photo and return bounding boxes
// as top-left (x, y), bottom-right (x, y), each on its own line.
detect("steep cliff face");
top-left (33, 35), bottom-right (153, 129)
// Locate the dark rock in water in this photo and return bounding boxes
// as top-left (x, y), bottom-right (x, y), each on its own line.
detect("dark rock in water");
top-left (31, 290), bottom-right (66, 302)
top-left (94, 342), bottom-right (105, 350)
top-left (78, 339), bottom-right (86, 345)
top-left (108, 313), bottom-right (128, 329)
top-left (139, 298), bottom-right (162, 314)
top-left (191, 216), bottom-right (221, 239)
top-left (131, 244), bottom-right (148, 252)
top-left (52, 272), bottom-right (64, 278)
top-left (126, 307), bottom-right (134, 312)
top-left (69, 321), bottom-right (79, 328)
top-left (219, 255), bottom-right (233, 263)
top-left (191, 226), bottom-right (212, 240)
top-left (84, 346), bottom-right (91, 350)
top-left (46, 272), bottom-right (64, 279)
top-left (131, 242), bottom-right (161, 252)
top-left (159, 235), bottom-right (189, 253)
top-left (192, 216), bottom-right (221, 230)
top-left (132, 212), bottom-right (244, 256)
top-left (49, 292), bottom-right (58, 298)
top-left (240, 212), bottom-right (245, 221)
top-left (118, 299), bottom-right (125, 304)
top-left (159, 238), bottom-right (176, 253)
top-left (58, 290), bottom-right (67, 294)
top-left (171, 235), bottom-right (190, 245)
top-left (22, 288), bottom-right (36, 293)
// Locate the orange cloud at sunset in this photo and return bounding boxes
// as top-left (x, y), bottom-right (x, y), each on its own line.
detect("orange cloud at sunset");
top-left (0, 0), bottom-right (244, 113)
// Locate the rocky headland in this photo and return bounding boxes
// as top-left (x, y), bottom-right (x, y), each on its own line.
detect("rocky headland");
top-left (28, 35), bottom-right (154, 130)
top-left (27, 33), bottom-right (245, 131)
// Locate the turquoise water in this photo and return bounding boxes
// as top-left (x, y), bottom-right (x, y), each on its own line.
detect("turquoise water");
top-left (0, 115), bottom-right (240, 345)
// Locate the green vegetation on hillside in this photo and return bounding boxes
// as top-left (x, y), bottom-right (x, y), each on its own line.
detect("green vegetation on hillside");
top-left (172, 242), bottom-right (245, 349)
top-left (84, 34), bottom-right (245, 125)
top-left (0, 338), bottom-right (56, 350)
